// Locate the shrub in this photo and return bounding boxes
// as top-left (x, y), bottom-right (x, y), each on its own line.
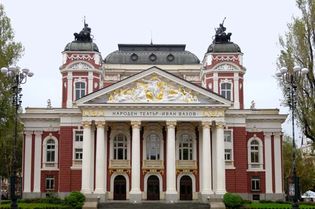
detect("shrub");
top-left (223, 192), bottom-right (243, 209)
top-left (64, 192), bottom-right (85, 209)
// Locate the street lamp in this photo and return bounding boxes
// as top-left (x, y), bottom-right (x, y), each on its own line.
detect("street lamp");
top-left (1, 66), bottom-right (33, 209)
top-left (276, 65), bottom-right (309, 209)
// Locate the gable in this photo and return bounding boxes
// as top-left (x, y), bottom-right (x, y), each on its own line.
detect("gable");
top-left (76, 67), bottom-right (231, 107)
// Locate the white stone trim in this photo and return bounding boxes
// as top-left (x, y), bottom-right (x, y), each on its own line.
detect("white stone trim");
top-left (23, 132), bottom-right (32, 192)
top-left (233, 72), bottom-right (240, 109)
top-left (67, 72), bottom-right (73, 108)
top-left (42, 135), bottom-right (59, 170)
top-left (33, 131), bottom-right (42, 192)
top-left (88, 71), bottom-right (93, 94)
top-left (110, 173), bottom-right (130, 199)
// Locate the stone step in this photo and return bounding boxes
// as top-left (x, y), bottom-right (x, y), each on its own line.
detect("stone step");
top-left (98, 202), bottom-right (210, 209)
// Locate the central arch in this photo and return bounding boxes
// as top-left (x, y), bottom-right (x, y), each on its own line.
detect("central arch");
top-left (147, 175), bottom-right (160, 200)
top-left (114, 175), bottom-right (126, 200)
top-left (180, 175), bottom-right (192, 200)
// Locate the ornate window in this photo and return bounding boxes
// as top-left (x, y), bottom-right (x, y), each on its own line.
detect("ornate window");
top-left (146, 133), bottom-right (160, 160)
top-left (221, 82), bottom-right (232, 100)
top-left (179, 134), bottom-right (193, 160)
top-left (251, 176), bottom-right (260, 191)
top-left (113, 134), bottom-right (128, 160)
top-left (224, 130), bottom-right (234, 167)
top-left (75, 81), bottom-right (86, 100)
top-left (248, 137), bottom-right (263, 170)
top-left (72, 130), bottom-right (83, 167)
top-left (43, 136), bottom-right (58, 169)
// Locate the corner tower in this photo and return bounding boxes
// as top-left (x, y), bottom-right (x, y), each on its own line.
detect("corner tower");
top-left (60, 23), bottom-right (103, 108)
top-left (201, 22), bottom-right (245, 109)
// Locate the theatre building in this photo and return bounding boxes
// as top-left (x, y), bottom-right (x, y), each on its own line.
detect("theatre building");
top-left (21, 23), bottom-right (286, 202)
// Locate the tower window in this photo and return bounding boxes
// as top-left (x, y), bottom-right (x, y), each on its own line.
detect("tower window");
top-left (221, 82), bottom-right (232, 100)
top-left (75, 82), bottom-right (86, 100)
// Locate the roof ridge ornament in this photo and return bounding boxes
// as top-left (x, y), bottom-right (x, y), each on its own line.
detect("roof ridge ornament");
top-left (213, 17), bottom-right (232, 44)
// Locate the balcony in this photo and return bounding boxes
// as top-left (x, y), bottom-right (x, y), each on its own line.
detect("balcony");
top-left (176, 160), bottom-right (197, 170)
top-left (109, 160), bottom-right (130, 169)
top-left (142, 160), bottom-right (164, 169)
top-left (42, 162), bottom-right (58, 170)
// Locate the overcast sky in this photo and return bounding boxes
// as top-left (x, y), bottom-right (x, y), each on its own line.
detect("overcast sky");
top-left (1, 0), bottom-right (303, 138)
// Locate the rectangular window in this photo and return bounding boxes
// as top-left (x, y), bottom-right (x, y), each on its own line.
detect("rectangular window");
top-left (75, 148), bottom-right (83, 160)
top-left (75, 131), bottom-right (83, 142)
top-left (251, 177), bottom-right (260, 191)
top-left (224, 131), bottom-right (232, 142)
top-left (45, 176), bottom-right (55, 190)
top-left (225, 149), bottom-right (232, 161)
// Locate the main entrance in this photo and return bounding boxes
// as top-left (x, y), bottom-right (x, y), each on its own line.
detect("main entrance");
top-left (114, 175), bottom-right (126, 200)
top-left (180, 175), bottom-right (192, 200)
top-left (147, 175), bottom-right (160, 200)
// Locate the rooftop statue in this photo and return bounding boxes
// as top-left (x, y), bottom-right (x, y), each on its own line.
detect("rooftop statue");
top-left (74, 22), bottom-right (92, 42)
top-left (214, 18), bottom-right (232, 43)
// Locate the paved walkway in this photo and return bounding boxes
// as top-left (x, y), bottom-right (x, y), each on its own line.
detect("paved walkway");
top-left (98, 202), bottom-right (209, 209)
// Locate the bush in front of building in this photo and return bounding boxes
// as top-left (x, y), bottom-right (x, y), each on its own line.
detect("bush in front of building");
top-left (223, 192), bottom-right (243, 209)
top-left (64, 191), bottom-right (85, 209)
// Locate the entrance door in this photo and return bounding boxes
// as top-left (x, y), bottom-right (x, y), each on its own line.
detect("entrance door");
top-left (114, 175), bottom-right (126, 200)
top-left (147, 175), bottom-right (160, 200)
top-left (180, 175), bottom-right (192, 200)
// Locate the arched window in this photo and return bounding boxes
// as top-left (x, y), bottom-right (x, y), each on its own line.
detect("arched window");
top-left (247, 137), bottom-right (263, 170)
top-left (221, 82), bottom-right (232, 100)
top-left (43, 136), bottom-right (58, 169)
top-left (113, 134), bottom-right (127, 160)
top-left (75, 81), bottom-right (86, 100)
top-left (146, 133), bottom-right (160, 160)
top-left (179, 134), bottom-right (193, 160)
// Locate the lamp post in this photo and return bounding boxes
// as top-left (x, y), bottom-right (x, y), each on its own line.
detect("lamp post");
top-left (276, 65), bottom-right (309, 209)
top-left (1, 66), bottom-right (33, 209)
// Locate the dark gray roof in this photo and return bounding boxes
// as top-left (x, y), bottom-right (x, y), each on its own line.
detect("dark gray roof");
top-left (64, 41), bottom-right (99, 52)
top-left (104, 44), bottom-right (200, 65)
top-left (207, 42), bottom-right (241, 53)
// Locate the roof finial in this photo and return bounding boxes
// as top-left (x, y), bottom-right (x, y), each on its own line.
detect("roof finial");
top-left (150, 30), bottom-right (153, 45)
top-left (83, 16), bottom-right (86, 26)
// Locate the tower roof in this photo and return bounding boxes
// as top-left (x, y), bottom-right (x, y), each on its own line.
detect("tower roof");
top-left (104, 44), bottom-right (200, 65)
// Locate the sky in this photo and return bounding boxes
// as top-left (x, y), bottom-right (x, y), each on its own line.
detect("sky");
top-left (0, 0), bottom-right (303, 138)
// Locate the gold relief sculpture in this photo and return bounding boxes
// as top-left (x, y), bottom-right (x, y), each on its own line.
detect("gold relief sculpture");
top-left (107, 75), bottom-right (199, 103)
top-left (82, 109), bottom-right (106, 117)
top-left (202, 110), bottom-right (224, 117)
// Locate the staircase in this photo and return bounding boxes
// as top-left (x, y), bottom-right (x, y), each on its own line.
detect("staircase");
top-left (98, 202), bottom-right (210, 209)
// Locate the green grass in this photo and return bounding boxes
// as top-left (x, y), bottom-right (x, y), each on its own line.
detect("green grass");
top-left (0, 203), bottom-right (70, 209)
top-left (245, 202), bottom-right (315, 208)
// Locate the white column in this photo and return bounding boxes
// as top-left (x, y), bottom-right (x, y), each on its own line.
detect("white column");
top-left (234, 73), bottom-right (240, 109)
top-left (23, 132), bottom-right (32, 193)
top-left (214, 123), bottom-right (226, 194)
top-left (130, 121), bottom-right (142, 201)
top-left (166, 121), bottom-right (177, 201)
top-left (88, 71), bottom-right (93, 94)
top-left (81, 121), bottom-right (92, 194)
top-left (201, 122), bottom-right (213, 196)
top-left (94, 122), bottom-right (106, 194)
top-left (33, 131), bottom-right (42, 193)
top-left (274, 133), bottom-right (283, 193)
top-left (264, 132), bottom-right (273, 194)
top-left (213, 73), bottom-right (218, 94)
top-left (66, 72), bottom-right (73, 108)
top-left (198, 126), bottom-right (203, 190)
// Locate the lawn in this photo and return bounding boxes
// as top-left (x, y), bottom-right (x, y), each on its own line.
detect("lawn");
top-left (0, 203), bottom-right (69, 209)
top-left (245, 202), bottom-right (315, 208)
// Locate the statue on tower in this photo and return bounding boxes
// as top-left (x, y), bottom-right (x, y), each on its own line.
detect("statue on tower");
top-left (74, 20), bottom-right (92, 42)
top-left (214, 18), bottom-right (232, 43)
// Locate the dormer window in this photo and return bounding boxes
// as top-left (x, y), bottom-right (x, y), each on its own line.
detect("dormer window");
top-left (221, 82), bottom-right (232, 100)
top-left (75, 81), bottom-right (86, 100)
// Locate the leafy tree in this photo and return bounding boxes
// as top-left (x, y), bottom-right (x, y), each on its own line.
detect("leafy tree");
top-left (283, 136), bottom-right (315, 195)
top-left (278, 0), bottom-right (315, 142)
top-left (0, 3), bottom-right (24, 179)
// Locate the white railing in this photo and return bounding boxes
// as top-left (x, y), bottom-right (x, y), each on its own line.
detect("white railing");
top-left (109, 160), bottom-right (130, 169)
top-left (142, 160), bottom-right (164, 169)
top-left (176, 160), bottom-right (197, 169)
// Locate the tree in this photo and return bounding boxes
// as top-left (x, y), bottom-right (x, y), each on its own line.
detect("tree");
top-left (0, 3), bottom-right (24, 179)
top-left (278, 0), bottom-right (315, 142)
top-left (283, 136), bottom-right (315, 195)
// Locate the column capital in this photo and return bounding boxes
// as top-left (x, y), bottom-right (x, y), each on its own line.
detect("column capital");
top-left (131, 121), bottom-right (141, 128)
top-left (201, 121), bottom-right (211, 128)
top-left (34, 131), bottom-right (43, 136)
top-left (166, 121), bottom-right (176, 128)
top-left (95, 121), bottom-right (106, 128)
top-left (264, 132), bottom-right (273, 137)
top-left (24, 131), bottom-right (33, 136)
top-left (216, 122), bottom-right (225, 129)
top-left (82, 121), bottom-right (92, 128)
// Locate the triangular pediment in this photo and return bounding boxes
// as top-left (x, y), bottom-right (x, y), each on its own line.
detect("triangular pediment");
top-left (76, 67), bottom-right (231, 107)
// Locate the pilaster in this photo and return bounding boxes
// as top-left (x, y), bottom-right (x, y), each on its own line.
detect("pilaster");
top-left (81, 121), bottom-right (92, 194)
